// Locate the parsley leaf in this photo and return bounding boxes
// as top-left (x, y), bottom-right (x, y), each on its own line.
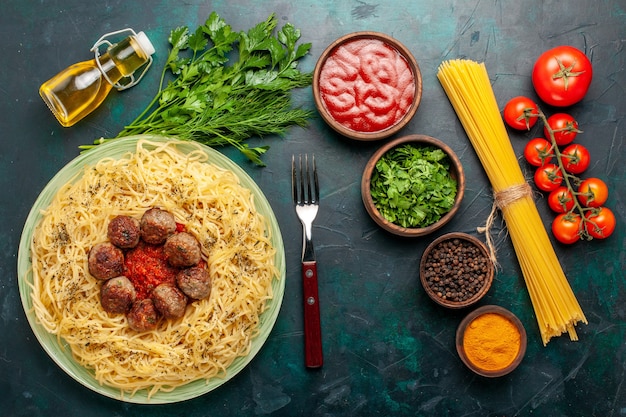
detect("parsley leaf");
top-left (370, 144), bottom-right (458, 228)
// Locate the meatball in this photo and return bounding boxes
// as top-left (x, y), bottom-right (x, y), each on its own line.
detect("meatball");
top-left (151, 283), bottom-right (188, 319)
top-left (127, 299), bottom-right (159, 332)
top-left (107, 215), bottom-right (141, 248)
top-left (164, 232), bottom-right (202, 267)
top-left (177, 266), bottom-right (211, 300)
top-left (140, 208), bottom-right (176, 245)
top-left (100, 276), bottom-right (136, 314)
top-left (88, 242), bottom-right (124, 280)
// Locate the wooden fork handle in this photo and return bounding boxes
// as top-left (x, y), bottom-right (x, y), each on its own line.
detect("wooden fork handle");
top-left (302, 260), bottom-right (323, 368)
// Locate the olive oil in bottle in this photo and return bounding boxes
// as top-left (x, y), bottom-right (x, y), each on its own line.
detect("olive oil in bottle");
top-left (39, 29), bottom-right (155, 127)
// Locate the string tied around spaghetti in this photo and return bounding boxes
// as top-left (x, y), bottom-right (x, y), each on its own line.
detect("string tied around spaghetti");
top-left (477, 182), bottom-right (534, 270)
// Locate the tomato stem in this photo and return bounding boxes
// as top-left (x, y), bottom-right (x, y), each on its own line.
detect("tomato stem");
top-left (535, 108), bottom-right (596, 240)
top-left (517, 106), bottom-right (540, 130)
top-left (553, 57), bottom-right (587, 91)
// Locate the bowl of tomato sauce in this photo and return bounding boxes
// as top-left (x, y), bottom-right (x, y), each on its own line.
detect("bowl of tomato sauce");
top-left (313, 32), bottom-right (422, 141)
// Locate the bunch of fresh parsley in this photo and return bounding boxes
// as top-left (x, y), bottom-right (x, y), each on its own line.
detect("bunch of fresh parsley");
top-left (82, 12), bottom-right (313, 165)
top-left (370, 144), bottom-right (458, 228)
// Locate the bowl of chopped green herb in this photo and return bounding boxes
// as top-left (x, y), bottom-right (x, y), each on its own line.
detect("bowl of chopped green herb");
top-left (361, 134), bottom-right (464, 237)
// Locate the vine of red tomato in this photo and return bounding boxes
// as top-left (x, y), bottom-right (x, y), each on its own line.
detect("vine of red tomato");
top-left (502, 45), bottom-right (615, 244)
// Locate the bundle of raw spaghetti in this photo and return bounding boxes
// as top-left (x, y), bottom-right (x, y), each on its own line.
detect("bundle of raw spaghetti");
top-left (437, 59), bottom-right (586, 345)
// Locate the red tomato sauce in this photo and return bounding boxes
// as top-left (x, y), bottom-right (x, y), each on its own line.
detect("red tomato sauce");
top-left (319, 38), bottom-right (415, 133)
top-left (123, 242), bottom-right (178, 300)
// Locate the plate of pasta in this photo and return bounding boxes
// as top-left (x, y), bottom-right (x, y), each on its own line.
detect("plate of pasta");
top-left (17, 136), bottom-right (286, 403)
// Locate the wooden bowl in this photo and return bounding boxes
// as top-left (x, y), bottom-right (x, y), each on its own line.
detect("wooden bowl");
top-left (361, 135), bottom-right (465, 237)
top-left (456, 305), bottom-right (527, 377)
top-left (419, 232), bottom-right (494, 309)
top-left (312, 31), bottom-right (422, 141)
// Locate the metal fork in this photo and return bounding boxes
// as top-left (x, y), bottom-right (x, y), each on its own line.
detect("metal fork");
top-left (292, 154), bottom-right (323, 368)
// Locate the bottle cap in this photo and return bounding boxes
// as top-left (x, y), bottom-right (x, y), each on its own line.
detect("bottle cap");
top-left (135, 31), bottom-right (156, 56)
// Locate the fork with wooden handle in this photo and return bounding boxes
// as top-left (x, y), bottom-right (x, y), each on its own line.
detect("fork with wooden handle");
top-left (291, 154), bottom-right (323, 368)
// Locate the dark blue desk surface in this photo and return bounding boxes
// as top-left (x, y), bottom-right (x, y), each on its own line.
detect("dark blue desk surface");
top-left (1, 1), bottom-right (624, 416)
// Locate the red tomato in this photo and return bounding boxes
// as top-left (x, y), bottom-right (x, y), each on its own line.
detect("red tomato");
top-left (552, 213), bottom-right (582, 244)
top-left (524, 138), bottom-right (554, 166)
top-left (547, 187), bottom-right (575, 213)
top-left (578, 177), bottom-right (609, 207)
top-left (532, 45), bottom-right (593, 107)
top-left (560, 144), bottom-right (590, 174)
top-left (534, 164), bottom-right (563, 192)
top-left (544, 113), bottom-right (580, 146)
top-left (585, 207), bottom-right (616, 239)
top-left (503, 96), bottom-right (539, 130)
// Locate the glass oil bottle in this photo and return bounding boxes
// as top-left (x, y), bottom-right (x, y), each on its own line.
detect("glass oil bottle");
top-left (39, 29), bottom-right (155, 127)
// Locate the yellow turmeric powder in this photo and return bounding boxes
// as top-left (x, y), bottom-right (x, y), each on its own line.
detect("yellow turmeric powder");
top-left (462, 312), bottom-right (521, 371)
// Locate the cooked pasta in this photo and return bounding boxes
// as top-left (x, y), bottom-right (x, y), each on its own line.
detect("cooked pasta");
top-left (28, 139), bottom-right (279, 397)
top-left (437, 59), bottom-right (587, 345)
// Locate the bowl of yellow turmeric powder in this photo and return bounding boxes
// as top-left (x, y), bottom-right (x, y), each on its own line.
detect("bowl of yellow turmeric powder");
top-left (456, 305), bottom-right (527, 377)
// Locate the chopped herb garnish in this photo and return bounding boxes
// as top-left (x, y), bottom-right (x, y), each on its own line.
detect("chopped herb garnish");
top-left (370, 144), bottom-right (458, 228)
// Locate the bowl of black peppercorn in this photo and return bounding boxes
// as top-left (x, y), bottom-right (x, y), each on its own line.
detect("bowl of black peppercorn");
top-left (419, 232), bottom-right (494, 309)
